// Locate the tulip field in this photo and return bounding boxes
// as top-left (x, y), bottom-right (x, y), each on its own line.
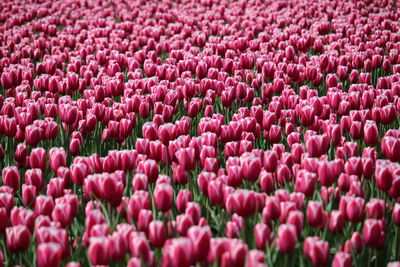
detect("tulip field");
top-left (1, 0), bottom-right (400, 266)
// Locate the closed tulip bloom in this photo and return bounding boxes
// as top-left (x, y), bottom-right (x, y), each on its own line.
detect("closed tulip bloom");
top-left (349, 121), bottom-right (362, 140)
top-left (70, 163), bottom-right (88, 186)
top-left (22, 184), bottom-right (36, 207)
top-left (69, 138), bottom-right (81, 156)
top-left (208, 179), bottom-right (225, 207)
top-left (227, 165), bottom-right (242, 188)
top-left (254, 223), bottom-right (273, 250)
top-left (332, 252), bottom-right (352, 267)
top-left (132, 174), bottom-right (148, 191)
top-left (0, 207), bottom-right (6, 234)
top-left (364, 121), bottom-right (379, 146)
top-left (307, 201), bottom-right (325, 228)
top-left (345, 157), bottom-right (363, 177)
top-left (49, 148), bottom-right (67, 173)
top-left (299, 105), bottom-right (315, 127)
top-left (34, 195), bottom-right (54, 217)
top-left (6, 225), bottom-right (31, 252)
top-left (381, 136), bottom-right (400, 162)
top-left (375, 160), bottom-right (394, 192)
top-left (163, 237), bottom-right (194, 267)
top-left (294, 170), bottom-right (316, 197)
top-left (393, 203), bottom-right (400, 226)
top-left (138, 209), bottom-right (153, 233)
top-left (14, 143), bottom-right (28, 164)
top-left (176, 148), bottom-right (196, 171)
top-left (226, 221), bottom-right (240, 238)
top-left (29, 148), bottom-right (46, 171)
top-left (363, 219), bottom-right (385, 249)
top-left (137, 159), bottom-right (159, 183)
top-left (10, 206), bottom-right (35, 233)
top-left (240, 155), bottom-right (262, 182)
top-left (127, 257), bottom-right (141, 267)
top-left (47, 177), bottom-right (65, 199)
top-left (0, 192), bottom-right (14, 215)
top-left (187, 225), bottom-right (211, 262)
top-left (88, 237), bottom-right (109, 265)
top-left (37, 242), bottom-right (63, 267)
top-left (173, 164), bottom-right (189, 185)
top-left (52, 203), bottom-right (73, 228)
top-left (269, 125), bottom-right (282, 144)
top-left (108, 232), bottom-right (128, 262)
top-left (287, 210), bottom-right (304, 236)
top-left (362, 157), bottom-right (374, 179)
top-left (277, 224), bottom-right (297, 253)
top-left (185, 202), bottom-right (202, 225)
top-left (247, 250), bottom-right (266, 267)
top-left (366, 199), bottom-right (385, 219)
top-left (226, 189), bottom-right (257, 217)
top-left (154, 183), bottom-right (173, 212)
top-left (259, 171), bottom-right (274, 194)
top-left (176, 189), bottom-right (192, 213)
top-left (25, 168), bottom-right (44, 191)
top-left (2, 166), bottom-right (20, 192)
top-left (149, 220), bottom-right (166, 248)
top-left (341, 196), bottom-right (365, 223)
top-left (176, 214), bottom-right (194, 236)
top-left (329, 210), bottom-right (344, 234)
top-left (264, 196), bottom-right (281, 221)
top-left (25, 125), bottom-right (42, 147)
top-left (317, 161), bottom-right (335, 187)
top-left (304, 238), bottom-right (329, 267)
top-left (344, 231), bottom-right (364, 254)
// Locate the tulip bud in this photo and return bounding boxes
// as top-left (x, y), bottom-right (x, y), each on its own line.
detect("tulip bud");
top-left (88, 237), bottom-right (109, 265)
top-left (277, 224), bottom-right (297, 253)
top-left (35, 195), bottom-right (54, 217)
top-left (29, 148), bottom-right (46, 171)
top-left (154, 183), bottom-right (173, 212)
top-left (393, 203), bottom-right (400, 226)
top-left (37, 242), bottom-right (62, 267)
top-left (307, 201), bottom-right (325, 228)
top-left (366, 199), bottom-right (385, 219)
top-left (363, 219), bottom-right (385, 249)
top-left (226, 221), bottom-right (240, 238)
top-left (6, 225), bottom-right (31, 252)
top-left (149, 220), bottom-right (166, 248)
top-left (344, 231), bottom-right (364, 254)
top-left (25, 168), bottom-right (44, 191)
top-left (49, 148), bottom-right (67, 173)
top-left (254, 223), bottom-right (273, 250)
top-left (364, 121), bottom-right (379, 147)
top-left (2, 166), bottom-right (20, 192)
top-left (329, 210), bottom-right (344, 234)
top-left (176, 214), bottom-right (194, 236)
top-left (332, 252), bottom-right (352, 267)
top-left (187, 225), bottom-right (211, 262)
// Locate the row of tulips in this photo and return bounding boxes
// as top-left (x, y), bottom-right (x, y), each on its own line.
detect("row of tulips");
top-left (1, 0), bottom-right (400, 266)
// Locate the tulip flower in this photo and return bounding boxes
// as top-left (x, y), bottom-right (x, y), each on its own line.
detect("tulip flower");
top-left (277, 224), bottom-right (297, 253)
top-left (6, 225), bottom-right (31, 252)
top-left (37, 242), bottom-right (63, 267)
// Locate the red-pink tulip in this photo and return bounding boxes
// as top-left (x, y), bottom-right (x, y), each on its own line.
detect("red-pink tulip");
top-left (6, 225), bottom-right (31, 252)
top-left (277, 224), bottom-right (297, 253)
top-left (37, 242), bottom-right (63, 267)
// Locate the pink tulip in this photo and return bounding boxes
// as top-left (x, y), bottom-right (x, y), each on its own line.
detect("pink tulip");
top-left (277, 224), bottom-right (297, 253)
top-left (6, 225), bottom-right (31, 252)
top-left (37, 242), bottom-right (63, 267)
top-left (2, 166), bottom-right (20, 192)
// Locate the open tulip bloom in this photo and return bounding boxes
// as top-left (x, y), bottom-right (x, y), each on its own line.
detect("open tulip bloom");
top-left (1, 0), bottom-right (400, 266)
